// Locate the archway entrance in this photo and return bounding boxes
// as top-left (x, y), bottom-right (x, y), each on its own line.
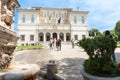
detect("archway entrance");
top-left (39, 33), bottom-right (44, 41)
top-left (53, 33), bottom-right (57, 39)
top-left (46, 33), bottom-right (50, 41)
top-left (66, 33), bottom-right (70, 41)
top-left (59, 33), bottom-right (64, 41)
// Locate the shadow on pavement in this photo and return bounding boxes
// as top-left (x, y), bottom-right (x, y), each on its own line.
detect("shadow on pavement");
top-left (57, 58), bottom-right (85, 80)
top-left (39, 58), bottom-right (85, 80)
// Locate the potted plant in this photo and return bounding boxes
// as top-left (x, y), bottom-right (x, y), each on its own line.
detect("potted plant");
top-left (77, 35), bottom-right (120, 80)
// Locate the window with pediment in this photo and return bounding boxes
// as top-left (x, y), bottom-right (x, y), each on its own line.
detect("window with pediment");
top-left (31, 15), bottom-right (34, 23)
top-left (82, 16), bottom-right (85, 24)
top-left (74, 16), bottom-right (77, 24)
top-left (30, 35), bottom-right (34, 41)
top-left (20, 35), bottom-right (25, 41)
top-left (22, 15), bottom-right (25, 23)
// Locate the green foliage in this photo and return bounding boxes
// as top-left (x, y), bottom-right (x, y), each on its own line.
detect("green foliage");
top-left (115, 20), bottom-right (120, 41)
top-left (77, 35), bottom-right (119, 77)
top-left (89, 29), bottom-right (102, 37)
top-left (16, 45), bottom-right (43, 50)
top-left (84, 59), bottom-right (120, 77)
top-left (117, 44), bottom-right (120, 47)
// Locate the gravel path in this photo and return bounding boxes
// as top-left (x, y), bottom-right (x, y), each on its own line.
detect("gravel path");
top-left (14, 43), bottom-right (120, 80)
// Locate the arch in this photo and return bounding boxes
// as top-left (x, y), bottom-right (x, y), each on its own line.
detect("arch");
top-left (66, 33), bottom-right (70, 41)
top-left (39, 33), bottom-right (44, 41)
top-left (53, 33), bottom-right (57, 39)
top-left (46, 32), bottom-right (50, 41)
top-left (59, 33), bottom-right (64, 41)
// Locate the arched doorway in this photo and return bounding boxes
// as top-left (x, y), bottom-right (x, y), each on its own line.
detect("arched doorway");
top-left (39, 33), bottom-right (44, 41)
top-left (46, 33), bottom-right (50, 41)
top-left (59, 33), bottom-right (64, 41)
top-left (53, 33), bottom-right (57, 39)
top-left (66, 33), bottom-right (70, 41)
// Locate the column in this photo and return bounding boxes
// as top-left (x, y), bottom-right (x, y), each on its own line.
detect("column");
top-left (64, 33), bottom-right (66, 42)
top-left (57, 33), bottom-right (59, 39)
top-left (50, 33), bottom-right (52, 38)
top-left (44, 32), bottom-right (46, 42)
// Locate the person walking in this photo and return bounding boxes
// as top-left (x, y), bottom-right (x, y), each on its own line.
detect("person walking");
top-left (105, 30), bottom-right (116, 62)
top-left (49, 38), bottom-right (53, 49)
top-left (58, 38), bottom-right (62, 50)
top-left (71, 39), bottom-right (75, 48)
top-left (56, 39), bottom-right (59, 51)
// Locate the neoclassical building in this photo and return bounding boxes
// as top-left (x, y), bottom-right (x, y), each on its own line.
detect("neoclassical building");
top-left (17, 7), bottom-right (89, 46)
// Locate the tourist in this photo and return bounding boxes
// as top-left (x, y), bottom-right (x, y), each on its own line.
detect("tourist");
top-left (105, 30), bottom-right (116, 62)
top-left (49, 38), bottom-right (53, 49)
top-left (58, 38), bottom-right (62, 50)
top-left (56, 39), bottom-right (59, 51)
top-left (71, 39), bottom-right (74, 48)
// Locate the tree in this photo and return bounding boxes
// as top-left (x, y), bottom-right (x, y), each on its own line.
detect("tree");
top-left (89, 29), bottom-right (102, 37)
top-left (115, 20), bottom-right (120, 41)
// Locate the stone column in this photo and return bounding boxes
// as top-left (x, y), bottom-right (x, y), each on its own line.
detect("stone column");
top-left (57, 33), bottom-right (59, 39)
top-left (50, 32), bottom-right (52, 38)
top-left (44, 32), bottom-right (46, 42)
top-left (64, 33), bottom-right (66, 42)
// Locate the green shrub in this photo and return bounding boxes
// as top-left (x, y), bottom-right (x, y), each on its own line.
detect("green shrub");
top-left (78, 35), bottom-right (120, 77)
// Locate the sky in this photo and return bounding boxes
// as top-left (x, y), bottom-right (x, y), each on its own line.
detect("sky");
top-left (14, 0), bottom-right (120, 32)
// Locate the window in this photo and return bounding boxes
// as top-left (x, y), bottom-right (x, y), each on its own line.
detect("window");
top-left (74, 16), bottom-right (77, 24)
top-left (31, 15), bottom-right (34, 23)
top-left (41, 12), bottom-right (43, 17)
top-left (56, 13), bottom-right (58, 18)
top-left (59, 12), bottom-right (61, 17)
top-left (82, 16), bottom-right (85, 24)
top-left (53, 11), bottom-right (55, 18)
top-left (50, 13), bottom-right (52, 17)
top-left (64, 13), bottom-right (67, 17)
top-left (74, 35), bottom-right (78, 40)
top-left (30, 35), bottom-right (34, 41)
top-left (44, 12), bottom-right (46, 17)
top-left (49, 16), bottom-right (51, 20)
top-left (20, 35), bottom-right (25, 41)
top-left (47, 11), bottom-right (49, 17)
top-left (82, 35), bottom-right (86, 39)
top-left (22, 15), bottom-right (25, 23)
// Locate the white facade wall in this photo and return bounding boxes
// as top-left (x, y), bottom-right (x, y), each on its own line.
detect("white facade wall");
top-left (18, 11), bottom-right (38, 24)
top-left (17, 8), bottom-right (89, 46)
top-left (69, 12), bottom-right (89, 40)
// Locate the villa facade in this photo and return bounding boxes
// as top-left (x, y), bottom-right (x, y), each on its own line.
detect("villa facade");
top-left (17, 7), bottom-right (89, 46)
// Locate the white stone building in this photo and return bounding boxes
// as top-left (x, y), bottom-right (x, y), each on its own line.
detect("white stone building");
top-left (17, 7), bottom-right (89, 46)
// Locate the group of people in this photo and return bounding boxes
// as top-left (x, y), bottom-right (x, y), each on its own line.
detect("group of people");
top-left (49, 38), bottom-right (75, 51)
top-left (49, 38), bottom-right (61, 51)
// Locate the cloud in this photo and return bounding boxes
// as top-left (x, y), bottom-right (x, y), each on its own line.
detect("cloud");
top-left (16, 0), bottom-right (120, 32)
top-left (82, 0), bottom-right (120, 31)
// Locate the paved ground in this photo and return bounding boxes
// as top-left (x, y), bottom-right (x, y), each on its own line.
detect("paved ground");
top-left (14, 42), bottom-right (120, 80)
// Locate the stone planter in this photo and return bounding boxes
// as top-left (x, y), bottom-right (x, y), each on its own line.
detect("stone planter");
top-left (80, 67), bottom-right (120, 80)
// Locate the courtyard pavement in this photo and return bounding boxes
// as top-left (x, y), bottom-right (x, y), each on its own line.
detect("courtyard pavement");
top-left (14, 42), bottom-right (120, 80)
